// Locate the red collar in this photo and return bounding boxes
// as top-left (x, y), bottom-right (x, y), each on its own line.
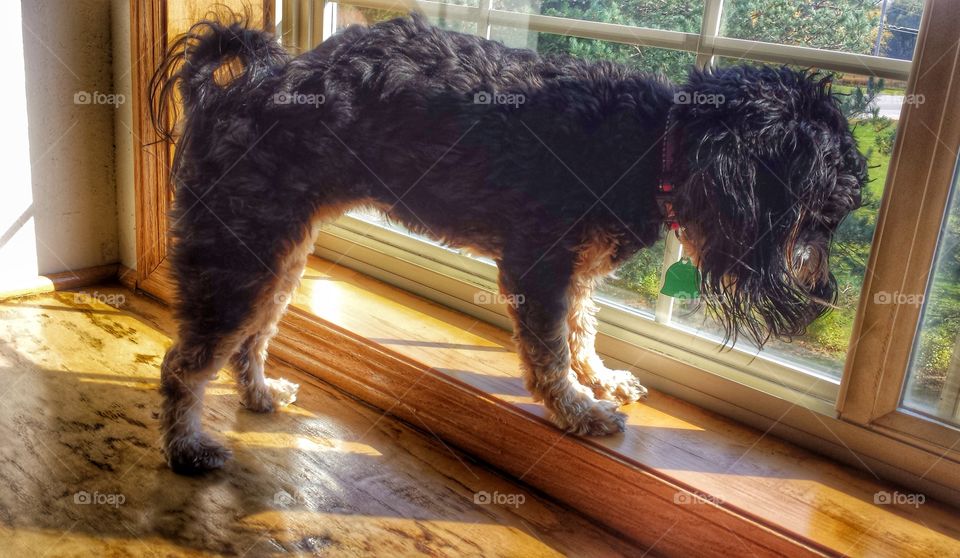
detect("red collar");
top-left (656, 110), bottom-right (681, 231)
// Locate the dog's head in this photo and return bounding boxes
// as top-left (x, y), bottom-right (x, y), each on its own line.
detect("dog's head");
top-left (671, 65), bottom-right (867, 347)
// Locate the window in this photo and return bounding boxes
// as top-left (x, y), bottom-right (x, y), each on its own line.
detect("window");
top-left (721, 0), bottom-right (925, 60)
top-left (280, 0), bottom-right (960, 486)
top-left (302, 0), bottom-right (918, 396)
top-left (493, 0), bottom-right (703, 33)
top-left (905, 163), bottom-right (960, 426)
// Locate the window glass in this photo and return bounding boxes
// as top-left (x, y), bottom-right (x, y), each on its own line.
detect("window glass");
top-left (720, 0), bottom-right (922, 60)
top-left (493, 0), bottom-right (704, 33)
top-left (903, 161), bottom-right (960, 426)
top-left (337, 6), bottom-right (478, 34)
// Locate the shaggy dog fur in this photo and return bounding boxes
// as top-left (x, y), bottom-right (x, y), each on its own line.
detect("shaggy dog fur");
top-left (151, 14), bottom-right (866, 474)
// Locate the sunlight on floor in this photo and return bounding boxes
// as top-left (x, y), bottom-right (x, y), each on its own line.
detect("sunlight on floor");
top-left (224, 431), bottom-right (384, 457)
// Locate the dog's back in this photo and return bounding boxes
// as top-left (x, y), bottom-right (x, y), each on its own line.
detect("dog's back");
top-left (302, 14), bottom-right (546, 100)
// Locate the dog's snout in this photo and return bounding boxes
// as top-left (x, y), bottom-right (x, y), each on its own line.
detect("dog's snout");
top-left (791, 243), bottom-right (829, 289)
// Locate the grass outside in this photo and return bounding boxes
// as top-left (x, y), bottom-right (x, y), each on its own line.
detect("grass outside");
top-left (852, 121), bottom-right (892, 198)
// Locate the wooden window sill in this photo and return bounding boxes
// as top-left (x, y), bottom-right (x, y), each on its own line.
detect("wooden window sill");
top-left (269, 256), bottom-right (960, 557)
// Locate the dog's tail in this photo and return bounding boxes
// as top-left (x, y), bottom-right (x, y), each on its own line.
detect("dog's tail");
top-left (149, 16), bottom-right (288, 143)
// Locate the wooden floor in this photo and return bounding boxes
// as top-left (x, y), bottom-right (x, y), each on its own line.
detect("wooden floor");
top-left (0, 286), bottom-right (645, 557)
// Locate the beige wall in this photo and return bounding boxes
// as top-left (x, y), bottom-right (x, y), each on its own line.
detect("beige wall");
top-left (0, 0), bottom-right (118, 290)
top-left (112, 0), bottom-right (135, 270)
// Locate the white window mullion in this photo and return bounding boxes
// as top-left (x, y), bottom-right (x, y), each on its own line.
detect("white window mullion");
top-left (654, 234), bottom-right (684, 323)
top-left (478, 0), bottom-right (492, 39)
top-left (696, 0), bottom-right (724, 67)
top-left (654, 0), bottom-right (725, 324)
top-left (320, 0), bottom-right (337, 44)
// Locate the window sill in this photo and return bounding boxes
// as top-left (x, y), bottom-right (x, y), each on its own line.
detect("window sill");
top-left (267, 256), bottom-right (960, 556)
top-left (316, 217), bottom-right (841, 411)
top-left (315, 223), bottom-right (960, 492)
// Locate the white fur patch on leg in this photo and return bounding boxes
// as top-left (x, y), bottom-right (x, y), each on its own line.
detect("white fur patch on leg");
top-left (265, 377), bottom-right (299, 407)
top-left (594, 368), bottom-right (647, 404)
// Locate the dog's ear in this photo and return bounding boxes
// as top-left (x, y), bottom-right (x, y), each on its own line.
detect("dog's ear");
top-left (671, 66), bottom-right (855, 347)
top-left (672, 66), bottom-right (810, 273)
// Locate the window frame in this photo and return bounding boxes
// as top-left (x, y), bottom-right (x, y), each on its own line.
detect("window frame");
top-left (840, 0), bottom-right (960, 455)
top-left (276, 0), bottom-right (960, 489)
top-left (317, 214), bottom-right (842, 411)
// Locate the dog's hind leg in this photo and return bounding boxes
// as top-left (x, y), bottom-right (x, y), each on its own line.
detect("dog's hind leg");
top-left (161, 222), bottom-right (314, 474)
top-left (160, 333), bottom-right (240, 474)
top-left (231, 329), bottom-right (299, 413)
top-left (229, 229), bottom-right (320, 413)
top-left (162, 260), bottom-right (303, 473)
top-left (567, 272), bottom-right (647, 404)
top-left (497, 253), bottom-right (627, 435)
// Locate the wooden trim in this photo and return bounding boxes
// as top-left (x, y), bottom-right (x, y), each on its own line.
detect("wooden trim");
top-left (0, 264), bottom-right (120, 301)
top-left (137, 258), bottom-right (177, 302)
top-left (130, 0), bottom-right (170, 292)
top-left (271, 307), bottom-right (825, 557)
top-left (130, 0), bottom-right (276, 301)
top-left (313, 228), bottom-right (960, 498)
top-left (118, 265), bottom-right (138, 291)
top-left (839, 0), bottom-right (960, 452)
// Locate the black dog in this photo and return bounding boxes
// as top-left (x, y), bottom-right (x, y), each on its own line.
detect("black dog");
top-left (152, 14), bottom-right (865, 473)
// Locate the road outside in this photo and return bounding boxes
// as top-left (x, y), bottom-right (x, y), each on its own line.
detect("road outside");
top-left (873, 94), bottom-right (908, 119)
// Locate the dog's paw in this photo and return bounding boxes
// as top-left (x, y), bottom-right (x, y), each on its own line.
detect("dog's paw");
top-left (266, 377), bottom-right (299, 407)
top-left (592, 368), bottom-right (648, 405)
top-left (554, 399), bottom-right (627, 436)
top-left (244, 377), bottom-right (299, 413)
top-left (166, 433), bottom-right (232, 475)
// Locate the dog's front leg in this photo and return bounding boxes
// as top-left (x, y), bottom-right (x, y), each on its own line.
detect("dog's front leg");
top-left (498, 256), bottom-right (627, 435)
top-left (567, 274), bottom-right (647, 404)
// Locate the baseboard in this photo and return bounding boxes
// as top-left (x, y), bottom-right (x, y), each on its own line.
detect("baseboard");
top-left (0, 263), bottom-right (120, 300)
top-left (118, 264), bottom-right (138, 290)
